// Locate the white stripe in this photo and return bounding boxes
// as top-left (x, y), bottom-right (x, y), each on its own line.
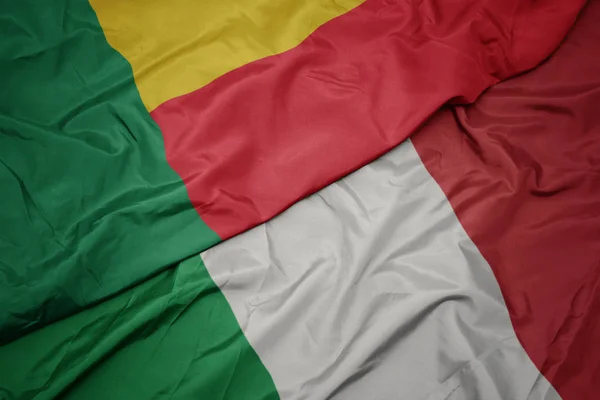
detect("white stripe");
top-left (202, 140), bottom-right (559, 400)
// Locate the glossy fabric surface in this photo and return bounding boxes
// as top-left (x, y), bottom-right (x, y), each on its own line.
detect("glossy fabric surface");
top-left (203, 140), bottom-right (561, 400)
top-left (152, 0), bottom-right (584, 239)
top-left (0, 0), bottom-right (220, 340)
top-left (0, 0), bottom-right (583, 340)
top-left (413, 2), bottom-right (600, 397)
top-left (91, 0), bottom-right (365, 111)
top-left (1, 0), bottom-right (596, 398)
top-left (0, 255), bottom-right (278, 399)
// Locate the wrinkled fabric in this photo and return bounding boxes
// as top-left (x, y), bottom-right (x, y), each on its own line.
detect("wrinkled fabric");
top-left (0, 1), bottom-right (597, 398)
top-left (91, 0), bottom-right (365, 111)
top-left (0, 255), bottom-right (278, 400)
top-left (412, 2), bottom-right (600, 398)
top-left (202, 140), bottom-right (560, 400)
top-left (0, 0), bottom-right (220, 342)
top-left (153, 0), bottom-right (585, 242)
top-left (0, 0), bottom-right (584, 342)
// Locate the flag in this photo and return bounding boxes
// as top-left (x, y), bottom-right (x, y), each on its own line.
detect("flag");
top-left (1, 0), bottom-right (597, 399)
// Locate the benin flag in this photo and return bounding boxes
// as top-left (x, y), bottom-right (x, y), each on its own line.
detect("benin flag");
top-left (1, 0), bottom-right (597, 399)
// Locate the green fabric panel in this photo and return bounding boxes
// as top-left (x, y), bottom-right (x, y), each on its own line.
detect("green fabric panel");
top-left (0, 255), bottom-right (279, 399)
top-left (0, 0), bottom-right (220, 341)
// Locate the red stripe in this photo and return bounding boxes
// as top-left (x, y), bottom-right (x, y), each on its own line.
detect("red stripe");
top-left (151, 0), bottom-right (583, 240)
top-left (412, 3), bottom-right (600, 398)
top-left (152, 0), bottom-right (580, 238)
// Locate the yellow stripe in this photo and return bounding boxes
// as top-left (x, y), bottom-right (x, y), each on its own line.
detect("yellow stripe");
top-left (91, 0), bottom-right (364, 111)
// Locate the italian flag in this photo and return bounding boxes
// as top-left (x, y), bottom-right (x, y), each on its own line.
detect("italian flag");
top-left (0, 0), bottom-right (598, 399)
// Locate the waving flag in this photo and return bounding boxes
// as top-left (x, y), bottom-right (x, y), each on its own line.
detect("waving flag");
top-left (1, 0), bottom-right (597, 399)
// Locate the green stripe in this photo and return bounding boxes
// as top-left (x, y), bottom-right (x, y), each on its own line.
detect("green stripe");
top-left (0, 0), bottom-right (219, 340)
top-left (0, 254), bottom-right (279, 399)
top-left (0, 0), bottom-right (277, 397)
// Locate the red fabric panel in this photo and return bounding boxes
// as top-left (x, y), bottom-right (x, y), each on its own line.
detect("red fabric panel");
top-left (152, 0), bottom-right (583, 240)
top-left (412, 2), bottom-right (600, 398)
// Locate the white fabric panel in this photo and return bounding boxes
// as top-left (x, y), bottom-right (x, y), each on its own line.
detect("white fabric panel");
top-left (202, 140), bottom-right (560, 400)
